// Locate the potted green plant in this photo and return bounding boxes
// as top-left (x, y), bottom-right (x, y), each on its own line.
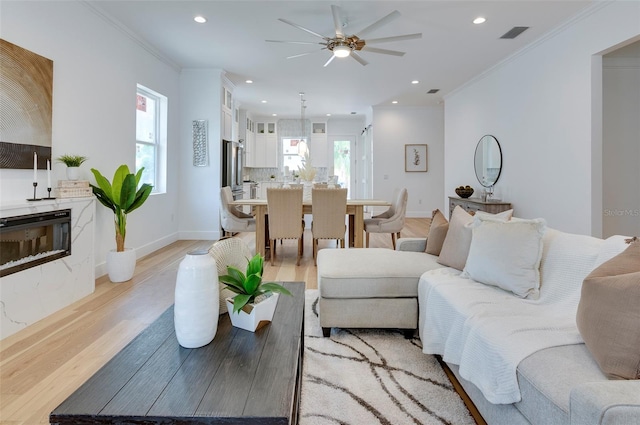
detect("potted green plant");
top-left (219, 253), bottom-right (291, 331)
top-left (56, 154), bottom-right (88, 181)
top-left (90, 164), bottom-right (153, 282)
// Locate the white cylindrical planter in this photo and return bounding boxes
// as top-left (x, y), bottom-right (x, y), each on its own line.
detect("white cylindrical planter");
top-left (174, 250), bottom-right (219, 348)
top-left (66, 166), bottom-right (79, 181)
top-left (107, 248), bottom-right (136, 283)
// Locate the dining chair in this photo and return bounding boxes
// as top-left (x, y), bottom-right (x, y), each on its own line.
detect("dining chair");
top-left (311, 188), bottom-right (348, 265)
top-left (364, 187), bottom-right (408, 249)
top-left (220, 186), bottom-right (255, 237)
top-left (266, 187), bottom-right (304, 265)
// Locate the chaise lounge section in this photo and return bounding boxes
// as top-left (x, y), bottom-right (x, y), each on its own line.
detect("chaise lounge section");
top-left (316, 208), bottom-right (640, 424)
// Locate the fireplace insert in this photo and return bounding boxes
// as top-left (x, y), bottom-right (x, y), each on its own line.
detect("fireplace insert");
top-left (0, 209), bottom-right (71, 277)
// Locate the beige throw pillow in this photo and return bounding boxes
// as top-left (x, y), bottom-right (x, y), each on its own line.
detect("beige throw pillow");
top-left (462, 218), bottom-right (546, 298)
top-left (576, 237), bottom-right (640, 380)
top-left (437, 206), bottom-right (474, 270)
top-left (426, 209), bottom-right (449, 255)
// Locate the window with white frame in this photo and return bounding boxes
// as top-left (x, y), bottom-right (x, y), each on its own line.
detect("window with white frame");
top-left (136, 84), bottom-right (167, 193)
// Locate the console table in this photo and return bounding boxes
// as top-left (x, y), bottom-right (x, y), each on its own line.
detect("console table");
top-left (449, 196), bottom-right (512, 219)
top-left (50, 281), bottom-right (305, 425)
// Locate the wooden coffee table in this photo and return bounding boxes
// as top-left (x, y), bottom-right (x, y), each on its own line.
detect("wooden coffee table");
top-left (50, 282), bottom-right (305, 425)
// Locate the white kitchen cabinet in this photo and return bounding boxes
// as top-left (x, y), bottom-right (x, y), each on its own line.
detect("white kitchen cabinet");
top-left (253, 122), bottom-right (278, 168)
top-left (309, 122), bottom-right (328, 167)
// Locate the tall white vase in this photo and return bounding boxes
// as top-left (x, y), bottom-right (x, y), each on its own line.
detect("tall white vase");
top-left (174, 250), bottom-right (219, 348)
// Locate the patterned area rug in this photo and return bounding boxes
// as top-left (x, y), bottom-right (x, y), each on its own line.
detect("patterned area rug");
top-left (299, 290), bottom-right (474, 425)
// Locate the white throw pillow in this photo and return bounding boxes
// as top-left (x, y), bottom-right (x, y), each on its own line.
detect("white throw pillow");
top-left (462, 218), bottom-right (546, 298)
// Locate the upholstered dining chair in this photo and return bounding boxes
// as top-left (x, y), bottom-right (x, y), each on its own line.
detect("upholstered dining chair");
top-left (266, 187), bottom-right (304, 266)
top-left (311, 188), bottom-right (348, 265)
top-left (208, 237), bottom-right (253, 315)
top-left (364, 187), bottom-right (408, 249)
top-left (220, 186), bottom-right (255, 237)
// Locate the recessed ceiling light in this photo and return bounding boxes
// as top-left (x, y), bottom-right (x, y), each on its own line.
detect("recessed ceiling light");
top-left (245, 80), bottom-right (253, 84)
top-left (411, 80), bottom-right (420, 84)
top-left (272, 113), bottom-right (277, 116)
top-left (326, 113), bottom-right (331, 117)
top-left (473, 17), bottom-right (486, 24)
top-left (392, 100), bottom-right (398, 104)
top-left (194, 16), bottom-right (207, 24)
top-left (261, 100), bottom-right (267, 103)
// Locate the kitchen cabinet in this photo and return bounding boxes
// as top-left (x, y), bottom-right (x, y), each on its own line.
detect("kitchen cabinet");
top-left (240, 111), bottom-right (256, 167)
top-left (253, 122), bottom-right (278, 168)
top-left (309, 122), bottom-right (328, 167)
top-left (221, 86), bottom-right (233, 141)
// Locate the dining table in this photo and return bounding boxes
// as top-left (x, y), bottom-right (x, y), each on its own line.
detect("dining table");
top-left (229, 198), bottom-right (391, 257)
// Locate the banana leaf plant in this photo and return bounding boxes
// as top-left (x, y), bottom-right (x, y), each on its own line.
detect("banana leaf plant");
top-left (90, 165), bottom-right (153, 252)
top-left (219, 254), bottom-right (292, 313)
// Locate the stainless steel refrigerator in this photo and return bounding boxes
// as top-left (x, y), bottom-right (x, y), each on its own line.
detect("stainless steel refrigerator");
top-left (221, 139), bottom-right (244, 199)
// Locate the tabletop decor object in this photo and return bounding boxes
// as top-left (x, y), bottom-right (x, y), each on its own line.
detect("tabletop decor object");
top-left (174, 249), bottom-right (219, 348)
top-left (219, 253), bottom-right (292, 332)
top-left (455, 185), bottom-right (474, 198)
top-left (56, 154), bottom-right (88, 181)
top-left (90, 164), bottom-right (153, 282)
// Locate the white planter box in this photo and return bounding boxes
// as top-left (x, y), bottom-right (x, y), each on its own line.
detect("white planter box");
top-left (226, 293), bottom-right (279, 332)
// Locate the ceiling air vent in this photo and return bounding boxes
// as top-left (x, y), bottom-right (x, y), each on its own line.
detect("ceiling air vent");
top-left (500, 26), bottom-right (529, 39)
top-left (427, 89), bottom-right (440, 94)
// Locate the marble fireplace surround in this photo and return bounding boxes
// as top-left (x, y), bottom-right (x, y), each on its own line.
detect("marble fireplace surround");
top-left (0, 197), bottom-right (95, 339)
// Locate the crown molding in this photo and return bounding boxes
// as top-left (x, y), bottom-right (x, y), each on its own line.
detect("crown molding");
top-left (81, 1), bottom-right (181, 73)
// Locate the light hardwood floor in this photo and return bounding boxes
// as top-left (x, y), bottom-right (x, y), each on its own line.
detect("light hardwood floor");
top-left (0, 218), bottom-right (430, 424)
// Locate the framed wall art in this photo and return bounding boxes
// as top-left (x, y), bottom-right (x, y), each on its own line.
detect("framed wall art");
top-left (0, 39), bottom-right (53, 169)
top-left (405, 144), bottom-right (427, 172)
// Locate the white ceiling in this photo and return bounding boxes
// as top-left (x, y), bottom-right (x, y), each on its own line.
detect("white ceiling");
top-left (90, 0), bottom-right (594, 118)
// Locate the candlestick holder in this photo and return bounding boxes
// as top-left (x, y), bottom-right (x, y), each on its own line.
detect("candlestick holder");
top-left (45, 187), bottom-right (56, 200)
top-left (27, 182), bottom-right (42, 201)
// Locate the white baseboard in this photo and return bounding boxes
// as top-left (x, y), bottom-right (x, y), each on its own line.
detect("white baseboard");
top-left (94, 232), bottom-right (180, 279)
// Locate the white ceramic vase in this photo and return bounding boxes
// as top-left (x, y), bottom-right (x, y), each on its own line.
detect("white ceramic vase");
top-left (302, 181), bottom-right (313, 202)
top-left (226, 292), bottom-right (279, 332)
top-left (106, 248), bottom-right (136, 283)
top-left (174, 250), bottom-right (219, 348)
top-left (66, 166), bottom-right (79, 181)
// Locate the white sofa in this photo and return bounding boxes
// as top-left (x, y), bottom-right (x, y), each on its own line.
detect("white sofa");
top-left (317, 228), bottom-right (640, 424)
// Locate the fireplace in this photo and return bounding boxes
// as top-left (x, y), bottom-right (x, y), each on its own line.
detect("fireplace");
top-left (0, 209), bottom-right (71, 277)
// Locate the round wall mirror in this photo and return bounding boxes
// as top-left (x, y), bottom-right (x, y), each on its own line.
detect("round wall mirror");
top-left (474, 135), bottom-right (502, 187)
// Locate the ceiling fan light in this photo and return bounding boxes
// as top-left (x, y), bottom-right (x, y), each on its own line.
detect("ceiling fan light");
top-left (333, 44), bottom-right (351, 58)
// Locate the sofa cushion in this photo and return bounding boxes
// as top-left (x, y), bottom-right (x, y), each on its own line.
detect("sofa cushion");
top-left (425, 209), bottom-right (448, 255)
top-left (437, 206), bottom-right (474, 270)
top-left (462, 218), bottom-right (546, 298)
top-left (318, 248), bottom-right (442, 298)
top-left (576, 237), bottom-right (640, 380)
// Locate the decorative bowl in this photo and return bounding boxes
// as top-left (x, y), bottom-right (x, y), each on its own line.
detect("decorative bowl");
top-left (455, 187), bottom-right (474, 198)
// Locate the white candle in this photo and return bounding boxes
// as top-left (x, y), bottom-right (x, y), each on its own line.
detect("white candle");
top-left (47, 159), bottom-right (51, 188)
top-left (33, 152), bottom-right (37, 183)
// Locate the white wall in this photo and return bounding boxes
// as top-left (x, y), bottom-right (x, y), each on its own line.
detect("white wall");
top-left (371, 106), bottom-right (445, 217)
top-left (444, 1), bottom-right (640, 235)
top-left (0, 1), bottom-right (182, 276)
top-left (178, 69), bottom-right (224, 240)
top-left (603, 54), bottom-right (640, 237)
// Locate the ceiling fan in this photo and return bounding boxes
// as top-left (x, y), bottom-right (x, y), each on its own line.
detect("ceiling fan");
top-left (266, 5), bottom-right (422, 67)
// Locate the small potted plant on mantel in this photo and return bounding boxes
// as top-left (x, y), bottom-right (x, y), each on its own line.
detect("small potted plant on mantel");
top-left (90, 165), bottom-right (153, 283)
top-left (219, 254), bottom-right (291, 332)
top-left (56, 154), bottom-right (88, 181)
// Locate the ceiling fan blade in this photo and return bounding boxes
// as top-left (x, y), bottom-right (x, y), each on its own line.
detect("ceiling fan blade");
top-left (356, 10), bottom-right (400, 39)
top-left (287, 51), bottom-right (320, 59)
top-left (360, 46), bottom-right (405, 56)
top-left (278, 18), bottom-right (328, 40)
top-left (331, 5), bottom-right (344, 38)
top-left (323, 55), bottom-right (336, 67)
top-left (266, 40), bottom-right (324, 45)
top-left (364, 33), bottom-right (422, 44)
top-left (351, 51), bottom-right (369, 66)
